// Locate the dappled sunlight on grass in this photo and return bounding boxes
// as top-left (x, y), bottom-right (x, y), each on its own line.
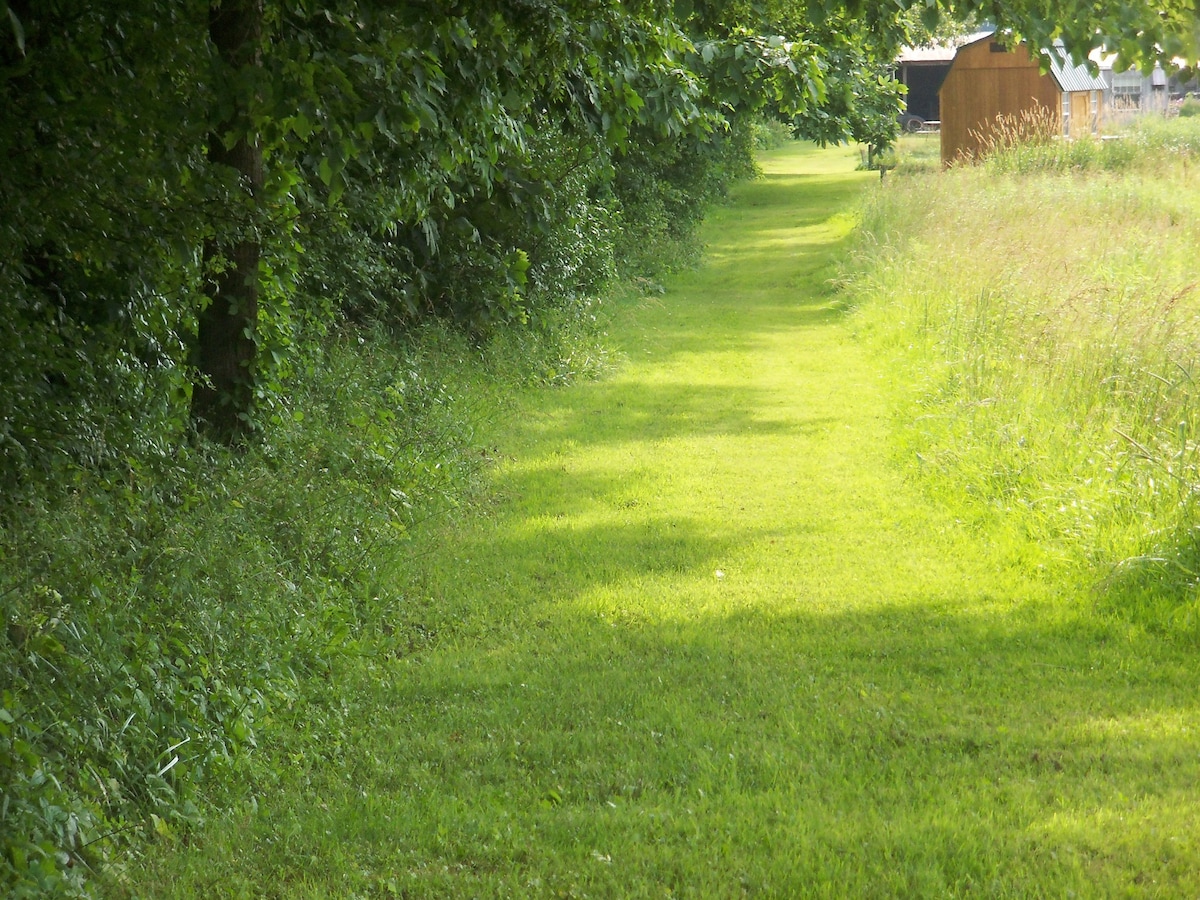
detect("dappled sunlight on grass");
top-left (139, 142), bottom-right (1200, 897)
top-left (1073, 709), bottom-right (1198, 745)
top-left (160, 593), bottom-right (1198, 895)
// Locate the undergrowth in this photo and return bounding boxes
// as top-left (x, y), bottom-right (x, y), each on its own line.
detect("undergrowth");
top-left (846, 116), bottom-right (1200, 639)
top-left (0, 308), bottom-right (614, 895)
top-left (129, 142), bottom-right (1200, 899)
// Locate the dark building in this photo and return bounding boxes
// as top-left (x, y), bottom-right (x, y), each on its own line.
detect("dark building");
top-left (895, 45), bottom-right (957, 123)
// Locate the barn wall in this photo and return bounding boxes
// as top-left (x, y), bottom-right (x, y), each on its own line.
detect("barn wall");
top-left (1068, 92), bottom-right (1089, 137)
top-left (940, 37), bottom-right (1060, 164)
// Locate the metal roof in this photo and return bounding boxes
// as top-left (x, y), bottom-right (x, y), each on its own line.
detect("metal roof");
top-left (897, 45), bottom-right (957, 64)
top-left (1045, 40), bottom-right (1108, 93)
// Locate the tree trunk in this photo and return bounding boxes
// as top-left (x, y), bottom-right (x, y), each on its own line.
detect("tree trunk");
top-left (192, 0), bottom-right (264, 441)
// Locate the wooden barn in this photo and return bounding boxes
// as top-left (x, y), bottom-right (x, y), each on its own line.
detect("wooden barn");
top-left (939, 32), bottom-right (1107, 164)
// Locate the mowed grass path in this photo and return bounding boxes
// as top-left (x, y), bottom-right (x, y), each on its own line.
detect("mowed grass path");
top-left (151, 145), bottom-right (1200, 897)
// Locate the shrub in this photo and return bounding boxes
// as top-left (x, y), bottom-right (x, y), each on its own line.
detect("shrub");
top-left (748, 115), bottom-right (796, 150)
top-left (1, 324), bottom-right (491, 896)
top-left (611, 121), bottom-right (759, 278)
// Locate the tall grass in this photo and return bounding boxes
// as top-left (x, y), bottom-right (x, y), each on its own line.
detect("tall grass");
top-left (0, 311), bottom-right (618, 895)
top-left (973, 108), bottom-right (1200, 173)
top-left (846, 117), bottom-right (1200, 638)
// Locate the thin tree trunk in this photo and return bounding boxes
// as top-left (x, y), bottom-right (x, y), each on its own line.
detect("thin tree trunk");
top-left (192, 0), bottom-right (264, 441)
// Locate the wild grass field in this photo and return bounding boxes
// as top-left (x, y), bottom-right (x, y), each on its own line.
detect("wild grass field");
top-left (127, 134), bottom-right (1200, 896)
top-left (860, 119), bottom-right (1200, 638)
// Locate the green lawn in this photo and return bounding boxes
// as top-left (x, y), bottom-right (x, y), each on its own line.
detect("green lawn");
top-left (140, 144), bottom-right (1200, 897)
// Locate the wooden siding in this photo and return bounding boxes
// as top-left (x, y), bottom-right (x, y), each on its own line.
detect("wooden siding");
top-left (1067, 90), bottom-right (1103, 137)
top-left (1067, 92), bottom-right (1086, 137)
top-left (939, 36), bottom-right (1060, 164)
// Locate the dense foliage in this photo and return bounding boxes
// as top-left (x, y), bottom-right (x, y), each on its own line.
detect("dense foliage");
top-left (2, 321), bottom-right (505, 895)
top-left (1, 0), bottom-right (1193, 459)
top-left (2, 0), bottom-right (1196, 894)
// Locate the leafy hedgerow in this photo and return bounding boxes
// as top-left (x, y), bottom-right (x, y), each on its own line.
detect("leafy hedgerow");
top-left (1, 324), bottom-right (491, 896)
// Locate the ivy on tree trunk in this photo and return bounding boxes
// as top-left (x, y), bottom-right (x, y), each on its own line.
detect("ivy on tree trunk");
top-left (192, 0), bottom-right (264, 442)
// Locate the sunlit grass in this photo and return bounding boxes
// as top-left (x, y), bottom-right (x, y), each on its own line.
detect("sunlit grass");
top-left (891, 131), bottom-right (942, 175)
top-left (135, 143), bottom-right (1200, 898)
top-left (847, 136), bottom-right (1200, 639)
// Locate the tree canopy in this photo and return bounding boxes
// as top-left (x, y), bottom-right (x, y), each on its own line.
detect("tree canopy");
top-left (0, 0), bottom-right (1194, 458)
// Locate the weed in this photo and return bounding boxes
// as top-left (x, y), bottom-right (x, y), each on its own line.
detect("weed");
top-left (849, 126), bottom-right (1200, 638)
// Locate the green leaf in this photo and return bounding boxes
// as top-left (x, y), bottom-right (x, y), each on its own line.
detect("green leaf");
top-left (328, 173), bottom-right (345, 206)
top-left (6, 5), bottom-right (25, 56)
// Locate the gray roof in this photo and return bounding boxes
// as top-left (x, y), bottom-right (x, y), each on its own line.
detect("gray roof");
top-left (1046, 40), bottom-right (1108, 93)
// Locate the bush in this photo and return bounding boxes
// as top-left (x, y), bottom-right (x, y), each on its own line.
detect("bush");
top-left (748, 115), bottom-right (796, 150)
top-left (1, 324), bottom-right (491, 896)
top-left (611, 120), bottom-right (759, 278)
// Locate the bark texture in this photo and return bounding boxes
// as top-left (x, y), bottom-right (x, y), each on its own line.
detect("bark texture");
top-left (192, 0), bottom-right (264, 441)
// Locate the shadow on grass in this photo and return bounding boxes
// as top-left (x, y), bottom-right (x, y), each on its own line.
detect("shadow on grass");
top-left (394, 596), bottom-right (1197, 786)
top-left (502, 380), bottom-right (839, 450)
top-left (161, 589), bottom-right (1199, 895)
top-left (734, 171), bottom-right (871, 213)
top-left (340, 593), bottom-right (1200, 894)
top-left (618, 174), bottom-right (866, 364)
top-left (157, 589), bottom-right (1200, 896)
